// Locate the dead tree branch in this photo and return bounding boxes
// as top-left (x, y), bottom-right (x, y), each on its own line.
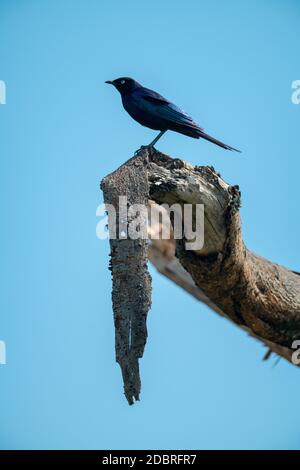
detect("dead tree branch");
top-left (101, 148), bottom-right (300, 404)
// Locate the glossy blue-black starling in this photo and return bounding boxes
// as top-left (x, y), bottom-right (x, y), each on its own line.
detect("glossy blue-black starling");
top-left (105, 77), bottom-right (240, 153)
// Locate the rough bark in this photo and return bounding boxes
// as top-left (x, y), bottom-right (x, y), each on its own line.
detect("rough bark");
top-left (101, 155), bottom-right (151, 405)
top-left (101, 148), bottom-right (300, 404)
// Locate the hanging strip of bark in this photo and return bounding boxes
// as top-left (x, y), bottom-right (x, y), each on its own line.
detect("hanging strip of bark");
top-left (101, 155), bottom-right (151, 405)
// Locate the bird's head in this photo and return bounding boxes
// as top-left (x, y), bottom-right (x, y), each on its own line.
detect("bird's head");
top-left (105, 77), bottom-right (140, 94)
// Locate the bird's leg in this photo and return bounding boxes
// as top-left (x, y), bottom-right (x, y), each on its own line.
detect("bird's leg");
top-left (148, 130), bottom-right (166, 147)
top-left (135, 131), bottom-right (166, 155)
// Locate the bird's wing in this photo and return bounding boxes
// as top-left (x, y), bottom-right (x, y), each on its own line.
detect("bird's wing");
top-left (136, 88), bottom-right (203, 130)
top-left (138, 87), bottom-right (170, 104)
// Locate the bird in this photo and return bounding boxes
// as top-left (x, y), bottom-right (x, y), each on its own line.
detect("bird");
top-left (105, 77), bottom-right (240, 153)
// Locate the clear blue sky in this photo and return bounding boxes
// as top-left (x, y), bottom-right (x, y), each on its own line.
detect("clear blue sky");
top-left (0, 0), bottom-right (299, 450)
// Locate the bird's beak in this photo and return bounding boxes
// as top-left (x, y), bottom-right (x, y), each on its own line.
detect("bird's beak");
top-left (105, 80), bottom-right (113, 85)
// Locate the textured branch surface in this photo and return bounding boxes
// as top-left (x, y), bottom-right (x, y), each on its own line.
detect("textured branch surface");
top-left (101, 155), bottom-right (151, 405)
top-left (101, 148), bottom-right (300, 404)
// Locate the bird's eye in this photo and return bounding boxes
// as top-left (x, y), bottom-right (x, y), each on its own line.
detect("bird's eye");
top-left (120, 80), bottom-right (126, 84)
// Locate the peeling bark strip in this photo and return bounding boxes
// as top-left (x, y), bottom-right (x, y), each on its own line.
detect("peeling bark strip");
top-left (101, 155), bottom-right (151, 405)
top-left (101, 149), bottom-right (300, 404)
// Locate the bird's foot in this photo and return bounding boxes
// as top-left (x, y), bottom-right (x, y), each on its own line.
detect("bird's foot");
top-left (134, 145), bottom-right (154, 156)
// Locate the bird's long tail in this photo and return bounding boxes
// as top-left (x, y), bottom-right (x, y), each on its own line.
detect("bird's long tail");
top-left (197, 130), bottom-right (241, 152)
